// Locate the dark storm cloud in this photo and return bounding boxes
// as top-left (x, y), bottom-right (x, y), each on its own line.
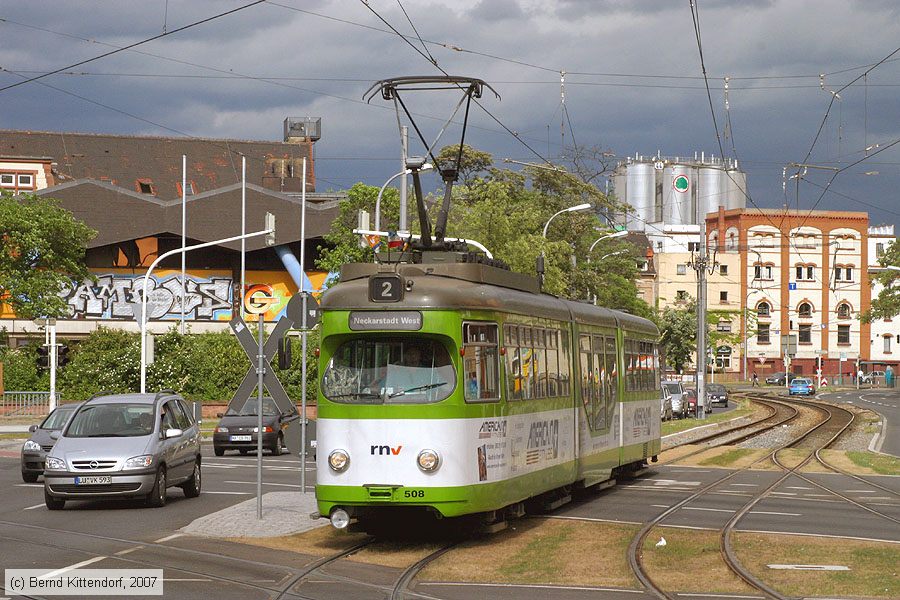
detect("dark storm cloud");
top-left (0, 0), bottom-right (898, 227)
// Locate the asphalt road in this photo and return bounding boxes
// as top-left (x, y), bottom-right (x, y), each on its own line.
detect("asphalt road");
top-left (1, 439), bottom-right (897, 599)
top-left (557, 465), bottom-right (900, 542)
top-left (820, 387), bottom-right (900, 456)
top-left (0, 444), bottom-right (322, 600)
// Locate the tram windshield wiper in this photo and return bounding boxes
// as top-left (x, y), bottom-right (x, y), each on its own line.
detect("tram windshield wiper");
top-left (388, 382), bottom-right (447, 398)
top-left (327, 392), bottom-right (384, 403)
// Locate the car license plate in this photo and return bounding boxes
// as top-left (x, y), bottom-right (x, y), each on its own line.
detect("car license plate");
top-left (75, 476), bottom-right (112, 485)
top-left (230, 435), bottom-right (252, 442)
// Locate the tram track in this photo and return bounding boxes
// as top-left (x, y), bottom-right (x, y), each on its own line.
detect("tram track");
top-left (664, 394), bottom-right (798, 463)
top-left (630, 390), bottom-right (899, 600)
top-left (0, 518), bottom-right (377, 600)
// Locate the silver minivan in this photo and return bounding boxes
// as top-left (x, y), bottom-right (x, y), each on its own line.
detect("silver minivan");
top-left (43, 391), bottom-right (202, 510)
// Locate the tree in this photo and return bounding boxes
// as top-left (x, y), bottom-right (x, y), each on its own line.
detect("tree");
top-left (315, 182), bottom-right (400, 283)
top-left (861, 240), bottom-right (900, 323)
top-left (315, 146), bottom-right (651, 318)
top-left (659, 298), bottom-right (697, 373)
top-left (435, 143), bottom-right (493, 185)
top-left (0, 192), bottom-right (96, 319)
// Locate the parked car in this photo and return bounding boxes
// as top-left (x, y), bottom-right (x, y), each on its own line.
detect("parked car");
top-left (788, 378), bottom-right (816, 396)
top-left (660, 388), bottom-right (673, 421)
top-left (43, 391), bottom-right (202, 510)
top-left (683, 388), bottom-right (696, 415)
top-left (706, 383), bottom-right (728, 409)
top-left (213, 397), bottom-right (299, 456)
top-left (20, 403), bottom-right (81, 483)
top-left (766, 372), bottom-right (797, 385)
top-left (662, 381), bottom-right (688, 418)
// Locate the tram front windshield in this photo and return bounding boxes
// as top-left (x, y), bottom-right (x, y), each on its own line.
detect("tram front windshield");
top-left (322, 337), bottom-right (455, 404)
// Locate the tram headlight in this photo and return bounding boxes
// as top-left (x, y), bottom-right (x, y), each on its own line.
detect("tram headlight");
top-left (417, 449), bottom-right (441, 472)
top-left (328, 449), bottom-right (350, 472)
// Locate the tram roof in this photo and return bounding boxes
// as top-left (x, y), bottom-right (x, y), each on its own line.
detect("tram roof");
top-left (324, 261), bottom-right (658, 336)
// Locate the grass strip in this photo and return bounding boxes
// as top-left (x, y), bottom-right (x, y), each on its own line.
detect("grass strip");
top-left (845, 451), bottom-right (900, 476)
top-left (734, 531), bottom-right (900, 598)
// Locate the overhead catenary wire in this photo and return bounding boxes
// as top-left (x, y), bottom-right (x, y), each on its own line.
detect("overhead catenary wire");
top-left (0, 1), bottom-right (267, 94)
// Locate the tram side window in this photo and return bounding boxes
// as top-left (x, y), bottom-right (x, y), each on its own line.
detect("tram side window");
top-left (520, 326), bottom-right (535, 399)
top-left (533, 329), bottom-right (546, 398)
top-left (592, 335), bottom-right (607, 430)
top-left (605, 338), bottom-right (619, 404)
top-left (579, 334), bottom-right (593, 417)
top-left (463, 323), bottom-right (500, 402)
top-left (624, 340), bottom-right (634, 391)
top-left (546, 330), bottom-right (560, 397)
top-left (504, 324), bottom-right (523, 401)
top-left (559, 329), bottom-right (571, 396)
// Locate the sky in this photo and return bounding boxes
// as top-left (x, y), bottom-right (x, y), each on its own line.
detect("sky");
top-left (2, 0), bottom-right (899, 231)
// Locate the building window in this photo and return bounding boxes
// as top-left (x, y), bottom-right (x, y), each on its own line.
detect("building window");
top-left (798, 302), bottom-right (812, 318)
top-left (835, 266), bottom-right (854, 282)
top-left (17, 174), bottom-right (33, 187)
top-left (876, 243), bottom-right (885, 257)
top-left (885, 335), bottom-right (893, 354)
top-left (677, 264), bottom-right (686, 275)
top-left (716, 321), bottom-right (732, 332)
top-left (758, 323), bottom-right (770, 344)
top-left (799, 324), bottom-right (812, 343)
top-left (676, 290), bottom-right (688, 301)
top-left (0, 173), bottom-right (13, 186)
top-left (719, 264), bottom-right (728, 275)
top-left (837, 303), bottom-right (851, 319)
top-left (754, 264), bottom-right (773, 280)
top-left (795, 265), bottom-right (815, 281)
top-left (720, 291), bottom-right (728, 303)
top-left (687, 242), bottom-right (699, 252)
top-left (838, 325), bottom-right (851, 344)
top-left (137, 180), bottom-right (155, 195)
top-left (757, 302), bottom-right (771, 318)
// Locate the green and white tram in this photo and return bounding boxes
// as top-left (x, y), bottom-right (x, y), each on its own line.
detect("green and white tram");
top-left (314, 258), bottom-right (661, 531)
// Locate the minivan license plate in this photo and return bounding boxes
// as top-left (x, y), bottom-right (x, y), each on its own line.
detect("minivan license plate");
top-left (230, 435), bottom-right (252, 442)
top-left (76, 476), bottom-right (112, 485)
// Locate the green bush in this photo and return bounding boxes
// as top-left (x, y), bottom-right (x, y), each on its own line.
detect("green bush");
top-left (2, 325), bottom-right (320, 404)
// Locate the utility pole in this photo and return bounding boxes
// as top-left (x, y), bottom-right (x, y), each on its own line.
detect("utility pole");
top-left (692, 203), bottom-right (709, 420)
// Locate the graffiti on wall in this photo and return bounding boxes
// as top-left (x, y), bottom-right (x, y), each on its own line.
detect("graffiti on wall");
top-left (61, 273), bottom-right (234, 321)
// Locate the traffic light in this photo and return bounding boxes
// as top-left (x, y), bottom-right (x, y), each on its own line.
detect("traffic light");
top-left (36, 346), bottom-right (49, 370)
top-left (58, 345), bottom-right (70, 367)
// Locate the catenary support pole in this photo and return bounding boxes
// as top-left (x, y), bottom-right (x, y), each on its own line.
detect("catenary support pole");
top-left (300, 157), bottom-right (308, 494)
top-left (181, 154), bottom-right (187, 335)
top-left (400, 125), bottom-right (408, 232)
top-left (696, 203), bottom-right (707, 420)
top-left (241, 156), bottom-right (247, 319)
top-left (257, 312), bottom-right (264, 519)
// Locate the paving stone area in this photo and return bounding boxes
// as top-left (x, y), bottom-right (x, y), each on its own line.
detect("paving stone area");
top-left (182, 491), bottom-right (326, 538)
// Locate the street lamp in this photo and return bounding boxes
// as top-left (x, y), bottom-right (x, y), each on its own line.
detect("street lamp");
top-left (537, 203), bottom-right (593, 290)
top-left (588, 230), bottom-right (628, 257)
top-left (374, 159), bottom-right (433, 231)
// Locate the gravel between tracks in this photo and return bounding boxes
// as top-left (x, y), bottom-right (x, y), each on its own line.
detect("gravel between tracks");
top-left (662, 396), bottom-right (879, 453)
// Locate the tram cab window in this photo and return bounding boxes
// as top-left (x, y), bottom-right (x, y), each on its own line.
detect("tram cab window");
top-left (463, 323), bottom-right (500, 402)
top-left (322, 337), bottom-right (455, 404)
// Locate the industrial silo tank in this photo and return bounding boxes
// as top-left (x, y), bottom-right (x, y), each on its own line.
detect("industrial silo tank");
top-left (667, 164), bottom-right (694, 225)
top-left (625, 162), bottom-right (654, 231)
top-left (698, 166), bottom-right (724, 220)
top-left (725, 169), bottom-right (747, 210)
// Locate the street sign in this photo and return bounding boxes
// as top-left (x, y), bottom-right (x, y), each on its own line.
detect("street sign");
top-left (758, 354), bottom-right (766, 364)
top-left (673, 174), bottom-right (690, 193)
top-left (654, 161), bottom-right (665, 171)
top-left (244, 284), bottom-right (278, 315)
top-left (286, 292), bottom-right (319, 330)
top-left (788, 282), bottom-right (797, 291)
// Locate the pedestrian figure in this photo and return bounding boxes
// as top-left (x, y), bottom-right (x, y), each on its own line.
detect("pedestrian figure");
top-left (751, 373), bottom-right (759, 387)
top-left (887, 365), bottom-right (895, 389)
